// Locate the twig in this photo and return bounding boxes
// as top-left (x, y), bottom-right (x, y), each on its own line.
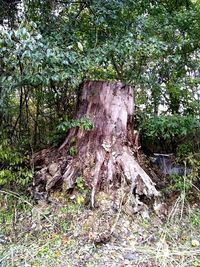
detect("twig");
top-left (180, 160), bottom-right (187, 220)
top-left (166, 195), bottom-right (181, 222)
top-left (192, 183), bottom-right (200, 193)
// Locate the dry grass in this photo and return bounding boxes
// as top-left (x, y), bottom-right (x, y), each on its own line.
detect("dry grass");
top-left (0, 189), bottom-right (200, 267)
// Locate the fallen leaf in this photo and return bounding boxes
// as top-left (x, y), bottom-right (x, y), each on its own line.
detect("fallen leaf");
top-left (192, 240), bottom-right (200, 247)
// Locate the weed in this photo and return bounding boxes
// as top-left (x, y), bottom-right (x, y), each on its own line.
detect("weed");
top-left (169, 174), bottom-right (192, 192)
top-left (190, 211), bottom-right (200, 228)
top-left (61, 222), bottom-right (69, 232)
top-left (76, 176), bottom-right (88, 193)
top-left (69, 146), bottom-right (77, 157)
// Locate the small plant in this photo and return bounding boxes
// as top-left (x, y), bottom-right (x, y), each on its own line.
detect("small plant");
top-left (76, 176), bottom-right (85, 192)
top-left (76, 195), bottom-right (85, 205)
top-left (190, 211), bottom-right (200, 227)
top-left (61, 222), bottom-right (69, 232)
top-left (50, 117), bottom-right (94, 145)
top-left (169, 174), bottom-right (191, 192)
top-left (69, 146), bottom-right (77, 157)
top-left (165, 153), bottom-right (200, 199)
top-left (57, 117), bottom-right (94, 132)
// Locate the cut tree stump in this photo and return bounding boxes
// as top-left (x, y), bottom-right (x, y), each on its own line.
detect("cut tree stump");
top-left (33, 80), bottom-right (160, 209)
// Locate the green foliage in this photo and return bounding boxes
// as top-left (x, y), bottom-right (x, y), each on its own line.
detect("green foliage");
top-left (140, 115), bottom-right (199, 153)
top-left (0, 19), bottom-right (86, 148)
top-left (69, 146), bottom-right (77, 157)
top-left (177, 143), bottom-right (193, 159)
top-left (76, 176), bottom-right (88, 198)
top-left (51, 117), bottom-right (93, 145)
top-left (57, 117), bottom-right (94, 132)
top-left (0, 0), bottom-right (199, 151)
top-left (0, 192), bottom-right (32, 237)
top-left (190, 211), bottom-right (200, 227)
top-left (0, 21), bottom-right (84, 94)
top-left (0, 0), bottom-right (200, 199)
top-left (166, 153), bottom-right (200, 194)
top-left (169, 174), bottom-right (192, 192)
top-left (186, 153), bottom-right (200, 184)
top-left (141, 115), bottom-right (199, 141)
top-left (61, 222), bottom-right (69, 232)
top-left (0, 139), bottom-right (32, 188)
top-left (76, 176), bottom-right (86, 192)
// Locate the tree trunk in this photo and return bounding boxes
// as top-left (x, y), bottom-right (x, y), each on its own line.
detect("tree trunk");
top-left (33, 80), bottom-right (159, 208)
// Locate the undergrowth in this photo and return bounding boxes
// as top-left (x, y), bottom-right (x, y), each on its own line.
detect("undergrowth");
top-left (0, 139), bottom-right (32, 189)
top-left (0, 187), bottom-right (200, 267)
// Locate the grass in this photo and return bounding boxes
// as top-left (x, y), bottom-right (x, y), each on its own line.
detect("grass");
top-left (0, 189), bottom-right (200, 267)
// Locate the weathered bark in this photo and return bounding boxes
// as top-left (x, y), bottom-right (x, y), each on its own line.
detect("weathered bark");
top-left (33, 81), bottom-right (159, 208)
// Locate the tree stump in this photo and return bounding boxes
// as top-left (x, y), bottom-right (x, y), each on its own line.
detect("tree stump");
top-left (33, 80), bottom-right (159, 208)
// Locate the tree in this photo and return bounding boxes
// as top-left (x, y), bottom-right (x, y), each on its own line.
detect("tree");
top-left (0, 0), bottom-right (199, 203)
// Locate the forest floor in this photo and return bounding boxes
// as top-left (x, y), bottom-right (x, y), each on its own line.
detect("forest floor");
top-left (0, 189), bottom-right (200, 267)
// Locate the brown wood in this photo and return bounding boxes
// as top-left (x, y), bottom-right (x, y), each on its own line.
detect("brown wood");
top-left (33, 80), bottom-right (159, 208)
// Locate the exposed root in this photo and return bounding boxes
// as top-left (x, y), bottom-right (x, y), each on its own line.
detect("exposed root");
top-left (90, 150), bottom-right (105, 208)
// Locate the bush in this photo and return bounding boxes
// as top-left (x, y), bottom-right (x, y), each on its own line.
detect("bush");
top-left (140, 115), bottom-right (199, 154)
top-left (0, 139), bottom-right (32, 188)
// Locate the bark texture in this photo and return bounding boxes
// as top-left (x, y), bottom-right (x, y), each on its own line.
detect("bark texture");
top-left (33, 81), bottom-right (159, 207)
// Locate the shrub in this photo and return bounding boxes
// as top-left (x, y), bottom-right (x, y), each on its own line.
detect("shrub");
top-left (0, 139), bottom-right (32, 188)
top-left (140, 115), bottom-right (199, 154)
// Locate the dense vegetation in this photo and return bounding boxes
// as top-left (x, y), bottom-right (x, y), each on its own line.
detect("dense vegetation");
top-left (0, 1), bottom-right (200, 266)
top-left (0, 0), bottom-right (200, 193)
